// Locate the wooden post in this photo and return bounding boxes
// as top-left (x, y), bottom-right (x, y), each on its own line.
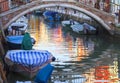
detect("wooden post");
top-left (0, 62), bottom-right (8, 83)
top-left (0, 19), bottom-right (6, 41)
top-left (8, 0), bottom-right (11, 9)
top-left (0, 19), bottom-right (5, 56)
top-left (0, 41), bottom-right (5, 56)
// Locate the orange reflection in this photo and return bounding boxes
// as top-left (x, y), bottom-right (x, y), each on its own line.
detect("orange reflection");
top-left (64, 33), bottom-right (73, 52)
top-left (52, 26), bottom-right (63, 43)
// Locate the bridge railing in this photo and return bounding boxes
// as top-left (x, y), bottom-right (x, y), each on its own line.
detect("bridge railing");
top-left (0, 0), bottom-right (113, 14)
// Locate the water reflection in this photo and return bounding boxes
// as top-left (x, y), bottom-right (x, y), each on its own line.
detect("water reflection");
top-left (27, 15), bottom-right (120, 83)
top-left (8, 14), bottom-right (120, 83)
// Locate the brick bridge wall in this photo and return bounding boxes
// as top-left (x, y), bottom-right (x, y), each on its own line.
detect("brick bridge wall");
top-left (0, 1), bottom-right (115, 35)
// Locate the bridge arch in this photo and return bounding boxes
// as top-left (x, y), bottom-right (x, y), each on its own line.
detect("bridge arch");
top-left (6, 3), bottom-right (113, 35)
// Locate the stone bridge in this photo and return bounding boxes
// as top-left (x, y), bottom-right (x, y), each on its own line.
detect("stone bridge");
top-left (0, 0), bottom-right (115, 35)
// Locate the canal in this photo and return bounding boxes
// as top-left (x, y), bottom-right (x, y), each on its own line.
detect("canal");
top-left (7, 14), bottom-right (120, 83)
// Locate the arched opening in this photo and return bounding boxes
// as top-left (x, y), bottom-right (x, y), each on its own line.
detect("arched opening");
top-left (5, 3), bottom-right (113, 35)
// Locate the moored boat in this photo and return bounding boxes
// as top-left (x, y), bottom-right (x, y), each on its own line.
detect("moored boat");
top-left (8, 22), bottom-right (28, 35)
top-left (43, 11), bottom-right (61, 21)
top-left (16, 16), bottom-right (28, 24)
top-left (71, 24), bottom-right (84, 34)
top-left (6, 35), bottom-right (35, 50)
top-left (5, 50), bottom-right (56, 78)
top-left (71, 23), bottom-right (97, 35)
top-left (61, 20), bottom-right (80, 27)
top-left (83, 23), bottom-right (96, 35)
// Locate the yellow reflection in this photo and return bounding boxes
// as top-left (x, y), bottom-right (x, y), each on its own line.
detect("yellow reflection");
top-left (77, 38), bottom-right (88, 61)
top-left (83, 68), bottom-right (95, 83)
top-left (109, 60), bottom-right (119, 83)
top-left (29, 15), bottom-right (36, 29)
top-left (39, 22), bottom-right (48, 43)
top-left (29, 15), bottom-right (49, 46)
top-left (29, 16), bottom-right (40, 43)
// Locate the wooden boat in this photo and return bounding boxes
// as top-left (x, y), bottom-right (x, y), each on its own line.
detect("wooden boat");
top-left (16, 64), bottom-right (54, 83)
top-left (43, 11), bottom-right (61, 21)
top-left (71, 24), bottom-right (84, 34)
top-left (8, 22), bottom-right (28, 35)
top-left (61, 20), bottom-right (80, 27)
top-left (16, 16), bottom-right (28, 24)
top-left (6, 35), bottom-right (36, 50)
top-left (5, 50), bottom-right (56, 78)
top-left (71, 23), bottom-right (96, 35)
top-left (82, 23), bottom-right (96, 35)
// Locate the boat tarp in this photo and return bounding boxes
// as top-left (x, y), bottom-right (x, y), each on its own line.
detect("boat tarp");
top-left (62, 20), bottom-right (80, 26)
top-left (6, 50), bottom-right (53, 67)
top-left (6, 35), bottom-right (35, 45)
top-left (21, 32), bottom-right (32, 50)
top-left (71, 24), bottom-right (83, 33)
top-left (6, 35), bottom-right (24, 44)
top-left (83, 23), bottom-right (96, 30)
top-left (8, 22), bottom-right (27, 31)
top-left (43, 11), bottom-right (58, 17)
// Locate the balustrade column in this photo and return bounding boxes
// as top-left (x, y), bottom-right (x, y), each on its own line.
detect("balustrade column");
top-left (99, 0), bottom-right (104, 10)
top-left (8, 0), bottom-right (12, 9)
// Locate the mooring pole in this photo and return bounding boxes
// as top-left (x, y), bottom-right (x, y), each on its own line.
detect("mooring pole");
top-left (0, 18), bottom-right (6, 41)
top-left (0, 18), bottom-right (5, 56)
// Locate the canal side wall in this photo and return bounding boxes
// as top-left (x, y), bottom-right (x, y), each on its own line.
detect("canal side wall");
top-left (0, 35), bottom-right (5, 56)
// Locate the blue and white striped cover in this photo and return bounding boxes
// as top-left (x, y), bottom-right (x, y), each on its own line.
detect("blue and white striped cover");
top-left (6, 50), bottom-right (53, 67)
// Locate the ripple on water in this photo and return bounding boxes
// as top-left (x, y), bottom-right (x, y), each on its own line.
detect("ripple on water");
top-left (62, 69), bottom-right (72, 71)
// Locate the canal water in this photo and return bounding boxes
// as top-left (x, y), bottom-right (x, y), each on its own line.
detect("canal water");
top-left (7, 14), bottom-right (120, 83)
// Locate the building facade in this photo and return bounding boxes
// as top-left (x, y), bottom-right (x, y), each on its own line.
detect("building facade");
top-left (0, 0), bottom-right (9, 13)
top-left (110, 0), bottom-right (120, 22)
